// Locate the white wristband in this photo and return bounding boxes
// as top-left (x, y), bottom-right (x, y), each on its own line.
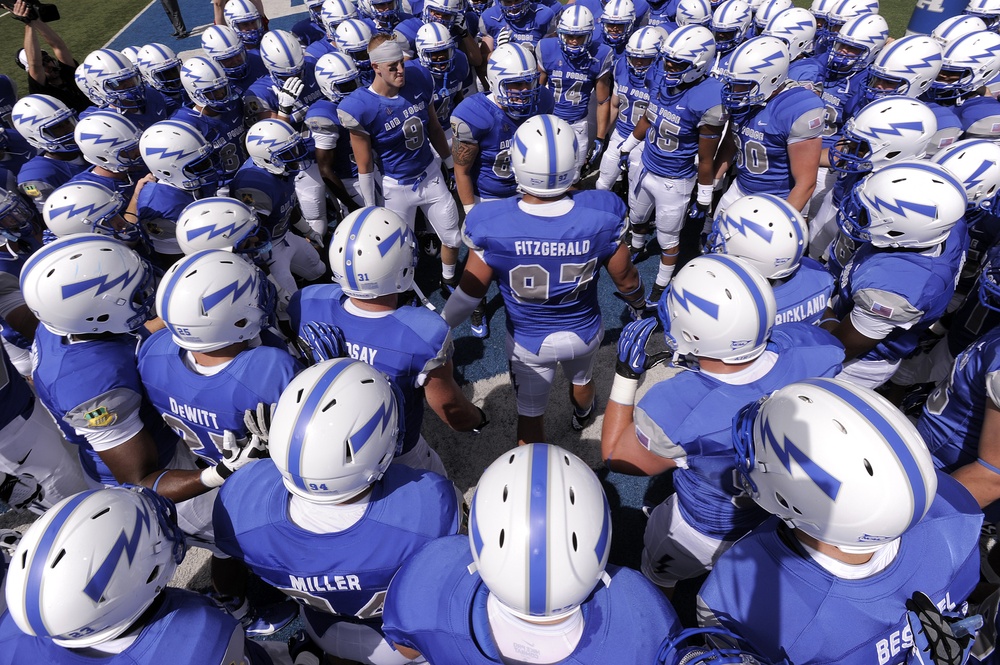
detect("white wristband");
top-left (609, 374), bottom-right (639, 405)
top-left (620, 134), bottom-right (641, 153)
top-left (697, 183), bottom-right (714, 206)
top-left (463, 203), bottom-right (475, 215)
top-left (200, 466), bottom-right (226, 489)
top-left (358, 172), bottom-right (376, 207)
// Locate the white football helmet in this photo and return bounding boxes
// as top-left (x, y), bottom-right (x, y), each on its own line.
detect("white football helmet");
top-left (469, 444), bottom-right (611, 620)
top-left (268, 358), bottom-right (401, 504)
top-left (140, 120), bottom-right (220, 191)
top-left (809, 0), bottom-right (838, 28)
top-left (315, 52), bottom-right (361, 102)
top-left (11, 94), bottom-right (77, 154)
top-left (711, 0), bottom-right (753, 54)
top-left (601, 0), bottom-right (636, 48)
top-left (660, 627), bottom-right (787, 665)
top-left (246, 118), bottom-right (314, 176)
top-left (733, 378), bottom-right (937, 553)
top-left (80, 49), bottom-right (146, 110)
top-left (829, 97), bottom-right (937, 175)
top-left (181, 56), bottom-right (239, 113)
top-left (762, 7), bottom-right (817, 61)
top-left (422, 0), bottom-right (464, 27)
top-left (75, 64), bottom-right (103, 106)
top-left (121, 45), bottom-right (141, 65)
top-left (825, 13), bottom-right (888, 78)
top-left (707, 194), bottom-right (806, 280)
top-left (932, 15), bottom-right (989, 49)
top-left (260, 29), bottom-right (306, 86)
top-left (20, 234), bottom-right (156, 335)
top-left (157, 249), bottom-right (276, 351)
top-left (658, 254), bottom-right (776, 363)
top-left (329, 206), bottom-right (417, 298)
top-left (753, 0), bottom-right (792, 32)
top-left (0, 186), bottom-right (39, 242)
top-left (74, 110), bottom-right (143, 173)
top-left (558, 5), bottom-right (595, 59)
top-left (175, 196), bottom-right (272, 262)
top-left (486, 43), bottom-right (541, 119)
top-left (224, 0), bottom-right (265, 48)
top-left (322, 0), bottom-right (360, 37)
top-left (201, 25), bottom-right (250, 80)
top-left (931, 138), bottom-right (1000, 212)
top-left (823, 0), bottom-right (878, 40)
top-left (334, 19), bottom-right (375, 77)
top-left (928, 30), bottom-right (1000, 102)
top-left (135, 43), bottom-right (183, 96)
top-left (863, 35), bottom-right (943, 103)
top-left (659, 25), bottom-right (717, 89)
top-left (837, 159), bottom-right (968, 249)
top-left (4, 487), bottom-right (185, 648)
top-left (675, 0), bottom-right (712, 26)
top-left (624, 26), bottom-right (665, 79)
top-left (416, 22), bottom-right (456, 74)
top-left (966, 0), bottom-right (1000, 31)
top-left (42, 181), bottom-right (130, 239)
top-left (720, 35), bottom-right (790, 110)
top-left (511, 114), bottom-right (579, 197)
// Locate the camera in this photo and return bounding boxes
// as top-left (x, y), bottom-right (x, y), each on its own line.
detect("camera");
top-left (1, 0), bottom-right (60, 23)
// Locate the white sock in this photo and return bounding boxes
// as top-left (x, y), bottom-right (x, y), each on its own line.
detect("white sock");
top-left (441, 262), bottom-right (456, 280)
top-left (631, 233), bottom-right (646, 250)
top-left (656, 263), bottom-right (675, 287)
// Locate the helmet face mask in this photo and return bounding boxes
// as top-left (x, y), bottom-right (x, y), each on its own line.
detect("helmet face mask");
top-left (136, 44), bottom-right (183, 95)
top-left (487, 44), bottom-right (541, 119)
top-left (558, 6), bottom-right (595, 59)
top-left (225, 0), bottom-right (265, 47)
top-left (828, 98), bottom-right (936, 175)
top-left (824, 14), bottom-right (888, 78)
top-left (12, 94), bottom-right (79, 154)
top-left (423, 0), bottom-right (463, 26)
top-left (315, 52), bottom-right (361, 102)
top-left (202, 25), bottom-right (249, 79)
top-left (624, 27), bottom-right (664, 79)
top-left (600, 0), bottom-right (636, 47)
top-left (0, 188), bottom-right (38, 242)
top-left (658, 25), bottom-right (716, 91)
top-left (499, 0), bottom-right (530, 21)
top-left (246, 119), bottom-right (315, 176)
top-left (720, 36), bottom-right (790, 111)
top-left (417, 22), bottom-right (456, 74)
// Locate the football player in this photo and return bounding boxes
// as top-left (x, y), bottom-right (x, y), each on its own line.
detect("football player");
top-left (698, 378), bottom-right (981, 665)
top-left (77, 49), bottom-right (171, 132)
top-left (338, 34), bottom-right (461, 292)
top-left (715, 36), bottom-right (825, 215)
top-left (69, 110), bottom-right (144, 203)
top-left (290, 207), bottom-right (487, 475)
top-left (477, 0), bottom-right (556, 53)
top-left (201, 24), bottom-right (269, 97)
top-left (707, 193), bottom-right (834, 325)
top-left (822, 161), bottom-right (969, 389)
top-left (11, 95), bottom-right (86, 213)
top-left (135, 43), bottom-right (188, 115)
top-left (214, 359), bottom-right (462, 665)
top-left (382, 444), bottom-right (682, 664)
top-left (443, 115), bottom-right (647, 445)
top-left (601, 254), bottom-right (844, 591)
top-left (618, 25), bottom-right (726, 302)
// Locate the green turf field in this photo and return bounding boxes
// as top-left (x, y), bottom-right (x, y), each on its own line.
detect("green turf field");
top-left (0, 0), bottom-right (921, 103)
top-left (0, 0), bottom-right (150, 99)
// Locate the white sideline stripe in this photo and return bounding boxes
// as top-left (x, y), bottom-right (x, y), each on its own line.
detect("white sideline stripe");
top-left (104, 0), bottom-right (156, 48)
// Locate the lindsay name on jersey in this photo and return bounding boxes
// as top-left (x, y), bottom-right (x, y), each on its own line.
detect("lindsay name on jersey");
top-left (875, 592), bottom-right (965, 665)
top-left (168, 397), bottom-right (220, 429)
top-left (290, 574), bottom-right (362, 593)
top-left (514, 240), bottom-right (592, 256)
top-left (775, 293), bottom-right (828, 324)
top-left (345, 342), bottom-right (378, 364)
top-left (384, 101), bottom-right (427, 132)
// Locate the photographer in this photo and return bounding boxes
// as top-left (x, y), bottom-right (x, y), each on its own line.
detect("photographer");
top-left (10, 0), bottom-right (90, 113)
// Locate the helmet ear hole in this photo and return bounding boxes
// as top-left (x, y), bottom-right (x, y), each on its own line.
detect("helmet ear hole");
top-left (571, 533), bottom-right (578, 551)
top-left (863, 459), bottom-right (874, 476)
top-left (498, 529), bottom-right (505, 548)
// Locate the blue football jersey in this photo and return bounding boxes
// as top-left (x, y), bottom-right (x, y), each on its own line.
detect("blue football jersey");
top-left (646, 0), bottom-right (675, 30)
top-left (773, 257), bottom-right (835, 325)
top-left (304, 38), bottom-right (336, 67)
top-left (0, 343), bottom-right (33, 431)
top-left (0, 588), bottom-right (270, 665)
top-left (227, 51), bottom-right (270, 98)
top-left (537, 38), bottom-right (614, 123)
top-left (137, 329), bottom-right (300, 465)
top-left (337, 62), bottom-right (437, 180)
top-left (304, 99), bottom-right (357, 180)
top-left (31, 327), bottom-right (178, 485)
top-left (787, 55), bottom-right (825, 92)
top-left (418, 50), bottom-right (470, 127)
top-left (957, 96), bottom-right (1000, 141)
top-left (576, 0), bottom-right (649, 41)
top-left (698, 473), bottom-right (982, 665)
top-left (919, 328), bottom-right (1000, 473)
top-left (245, 70), bottom-right (324, 129)
top-left (833, 220), bottom-right (969, 363)
top-left (0, 128), bottom-right (37, 175)
top-left (464, 191), bottom-right (626, 353)
top-left (818, 68), bottom-right (866, 150)
top-left (171, 105), bottom-right (248, 185)
top-left (382, 535), bottom-right (681, 665)
top-left (136, 181), bottom-right (202, 257)
top-left (288, 284), bottom-right (451, 456)
top-left (450, 90), bottom-right (556, 199)
top-left (230, 158), bottom-right (297, 241)
top-left (67, 168), bottom-right (137, 204)
top-left (478, 3), bottom-right (555, 51)
top-left (215, 461), bottom-right (460, 631)
top-left (731, 86), bottom-right (825, 198)
top-left (293, 17), bottom-right (327, 46)
top-left (925, 101), bottom-right (964, 155)
top-left (18, 155), bottom-right (88, 211)
top-left (641, 73), bottom-right (727, 179)
top-left (78, 87), bottom-right (172, 133)
top-left (611, 56), bottom-right (654, 139)
top-left (635, 324), bottom-right (845, 539)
